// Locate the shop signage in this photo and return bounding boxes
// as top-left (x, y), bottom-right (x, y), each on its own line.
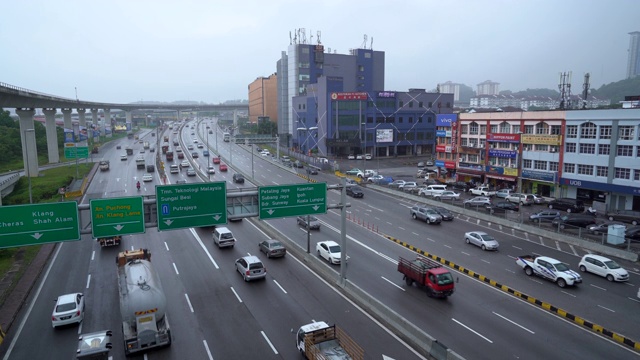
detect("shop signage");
top-left (444, 161), bottom-right (456, 169)
top-left (445, 145), bottom-right (453, 153)
top-left (326, 138), bottom-right (360, 147)
top-left (521, 134), bottom-right (561, 145)
top-left (523, 170), bottom-right (557, 182)
top-left (331, 92), bottom-right (368, 101)
top-left (436, 114), bottom-right (456, 127)
top-left (503, 167), bottom-right (518, 176)
top-left (488, 149), bottom-right (518, 158)
top-left (559, 177), bottom-right (640, 195)
top-left (486, 166), bottom-right (505, 175)
top-left (436, 130), bottom-right (447, 137)
top-left (436, 145), bottom-right (447, 152)
top-left (459, 162), bottom-right (484, 171)
top-left (377, 91), bottom-right (396, 98)
top-left (487, 133), bottom-right (520, 143)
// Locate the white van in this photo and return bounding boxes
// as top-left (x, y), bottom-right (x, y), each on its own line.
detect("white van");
top-left (213, 227), bottom-right (235, 248)
top-left (418, 184), bottom-right (448, 197)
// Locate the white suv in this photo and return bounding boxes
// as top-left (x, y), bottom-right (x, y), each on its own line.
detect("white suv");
top-left (506, 193), bottom-right (534, 205)
top-left (578, 254), bottom-right (629, 282)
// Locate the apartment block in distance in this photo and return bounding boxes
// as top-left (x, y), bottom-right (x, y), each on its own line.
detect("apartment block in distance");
top-left (248, 73), bottom-right (278, 124)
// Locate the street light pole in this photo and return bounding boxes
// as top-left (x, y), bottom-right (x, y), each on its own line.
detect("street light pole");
top-left (517, 131), bottom-right (524, 193)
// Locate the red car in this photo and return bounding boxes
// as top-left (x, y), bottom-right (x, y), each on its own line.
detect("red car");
top-left (213, 156), bottom-right (221, 164)
top-left (219, 163), bottom-right (228, 171)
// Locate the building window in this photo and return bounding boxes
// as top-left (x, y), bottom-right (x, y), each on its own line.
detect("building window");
top-left (635, 170), bottom-right (640, 181)
top-left (398, 117), bottom-right (403, 123)
top-left (470, 122), bottom-right (479, 135)
top-left (614, 168), bottom-right (631, 180)
top-left (524, 125), bottom-right (534, 134)
top-left (500, 122), bottom-right (510, 133)
top-left (536, 122), bottom-right (549, 134)
top-left (523, 159), bottom-right (532, 169)
top-left (534, 160), bottom-right (547, 170)
top-left (461, 124), bottom-right (468, 134)
top-left (566, 125), bottom-right (578, 138)
top-left (599, 125), bottom-right (611, 139)
top-left (564, 163), bottom-right (575, 173)
top-left (491, 125), bottom-right (498, 133)
top-left (577, 164), bottom-right (593, 175)
top-left (619, 126), bottom-right (636, 140)
top-left (399, 101), bottom-right (404, 107)
top-left (418, 116), bottom-right (423, 123)
top-left (418, 101), bottom-right (423, 107)
top-left (480, 125), bottom-right (487, 135)
top-left (358, 65), bottom-right (364, 71)
top-left (551, 125), bottom-right (561, 135)
top-left (536, 144), bottom-right (549, 152)
top-left (617, 145), bottom-right (634, 156)
top-left (596, 166), bottom-right (608, 177)
top-left (460, 138), bottom-right (468, 146)
top-left (549, 162), bottom-right (559, 172)
top-left (565, 143), bottom-right (576, 153)
top-left (598, 144), bottom-right (610, 155)
top-left (580, 122), bottom-right (597, 139)
top-left (523, 144), bottom-right (533, 151)
top-left (579, 143), bottom-right (595, 154)
top-left (386, 117), bottom-right (394, 123)
top-left (409, 101), bottom-right (413, 108)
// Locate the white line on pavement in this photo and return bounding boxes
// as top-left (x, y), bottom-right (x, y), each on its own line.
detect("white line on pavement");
top-left (452, 318), bottom-right (493, 343)
top-left (230, 287), bottom-right (243, 303)
top-left (493, 312), bottom-right (535, 334)
top-left (203, 340), bottom-right (214, 360)
top-left (190, 228), bottom-right (219, 269)
top-left (86, 274), bottom-right (91, 289)
top-left (91, 251), bottom-right (95, 261)
top-left (164, 242), bottom-right (170, 251)
top-left (381, 276), bottom-right (405, 291)
top-left (173, 263), bottom-right (179, 275)
top-left (261, 331), bottom-right (279, 354)
top-left (184, 294), bottom-right (194, 312)
top-left (272, 280), bottom-right (288, 294)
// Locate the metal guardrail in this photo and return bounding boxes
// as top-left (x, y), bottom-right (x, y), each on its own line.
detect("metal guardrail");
top-left (0, 81), bottom-right (76, 101)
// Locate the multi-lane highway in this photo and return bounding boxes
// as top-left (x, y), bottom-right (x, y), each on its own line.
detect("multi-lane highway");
top-left (2, 118), bottom-right (639, 359)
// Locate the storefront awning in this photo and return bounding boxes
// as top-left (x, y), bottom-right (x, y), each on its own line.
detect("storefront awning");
top-left (457, 171), bottom-right (484, 177)
top-left (486, 174), bottom-right (517, 182)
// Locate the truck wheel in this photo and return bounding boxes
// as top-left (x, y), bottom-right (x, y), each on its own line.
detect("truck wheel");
top-left (405, 276), bottom-right (413, 286)
top-left (426, 287), bottom-right (433, 297)
top-left (548, 204), bottom-right (554, 209)
top-left (557, 278), bottom-right (567, 288)
top-left (524, 266), bottom-right (533, 276)
top-left (633, 220), bottom-right (638, 226)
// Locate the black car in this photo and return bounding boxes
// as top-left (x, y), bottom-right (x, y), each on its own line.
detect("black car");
top-left (552, 215), bottom-right (597, 229)
top-left (587, 222), bottom-right (623, 235)
top-left (547, 198), bottom-right (585, 213)
top-left (450, 181), bottom-right (474, 193)
top-left (434, 207), bottom-right (454, 221)
top-left (625, 226), bottom-right (640, 242)
top-left (232, 173), bottom-right (245, 183)
top-left (346, 185), bottom-right (364, 198)
top-left (486, 201), bottom-right (519, 213)
top-left (306, 168), bottom-right (318, 175)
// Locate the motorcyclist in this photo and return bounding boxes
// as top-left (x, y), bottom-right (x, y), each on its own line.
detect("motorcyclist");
top-left (136, 181), bottom-right (141, 190)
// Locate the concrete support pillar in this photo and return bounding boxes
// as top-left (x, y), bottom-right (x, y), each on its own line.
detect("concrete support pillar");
top-left (16, 108), bottom-right (39, 177)
top-left (125, 111), bottom-right (132, 131)
top-left (43, 108), bottom-right (60, 163)
top-left (77, 108), bottom-right (86, 127)
top-left (104, 109), bottom-right (111, 137)
top-left (91, 109), bottom-right (102, 136)
top-left (61, 108), bottom-right (72, 130)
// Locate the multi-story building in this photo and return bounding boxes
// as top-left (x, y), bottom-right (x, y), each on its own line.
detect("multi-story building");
top-left (627, 31), bottom-right (640, 79)
top-left (248, 74), bottom-right (278, 124)
top-left (434, 114), bottom-right (458, 178)
top-left (469, 94), bottom-right (521, 109)
top-left (457, 108), bottom-right (640, 211)
top-left (438, 81), bottom-right (461, 101)
top-left (476, 80), bottom-right (500, 96)
top-left (276, 36), bottom-right (385, 147)
top-left (293, 85), bottom-right (452, 157)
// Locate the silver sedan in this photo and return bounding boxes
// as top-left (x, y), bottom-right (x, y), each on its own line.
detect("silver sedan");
top-left (464, 197), bottom-right (492, 207)
top-left (464, 231), bottom-right (499, 251)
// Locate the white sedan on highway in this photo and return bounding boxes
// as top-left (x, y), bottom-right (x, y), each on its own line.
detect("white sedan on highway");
top-left (316, 241), bottom-right (348, 265)
top-left (142, 174), bottom-right (153, 182)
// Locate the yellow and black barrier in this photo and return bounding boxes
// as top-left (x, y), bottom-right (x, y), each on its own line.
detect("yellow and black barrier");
top-left (384, 234), bottom-right (640, 352)
top-left (295, 173), bottom-right (318, 183)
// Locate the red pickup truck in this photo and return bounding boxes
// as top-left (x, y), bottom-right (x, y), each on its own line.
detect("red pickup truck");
top-left (397, 255), bottom-right (455, 298)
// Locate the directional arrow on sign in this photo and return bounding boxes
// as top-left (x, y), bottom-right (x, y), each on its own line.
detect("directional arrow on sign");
top-left (114, 225), bottom-right (124, 231)
top-left (267, 209), bottom-right (275, 215)
top-left (312, 205), bottom-right (319, 211)
top-left (164, 220), bottom-right (173, 226)
top-left (32, 233), bottom-right (43, 240)
top-left (213, 215), bottom-right (221, 221)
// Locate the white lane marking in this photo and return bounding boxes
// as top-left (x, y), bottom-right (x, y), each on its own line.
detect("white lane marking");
top-left (426, 238), bottom-right (435, 242)
top-left (77, 321), bottom-right (83, 335)
top-left (461, 251), bottom-right (471, 256)
top-left (86, 274), bottom-right (91, 289)
top-left (555, 241), bottom-right (561, 251)
top-left (131, 246), bottom-right (134, 251)
top-left (190, 228), bottom-right (219, 269)
top-left (273, 280), bottom-right (288, 294)
top-left (443, 245), bottom-right (452, 249)
top-left (629, 297), bottom-right (640, 303)
top-left (381, 276), bottom-right (405, 291)
top-left (230, 287), bottom-right (243, 303)
top-left (512, 245), bottom-right (523, 250)
top-left (386, 221), bottom-right (392, 225)
top-left (590, 284), bottom-right (607, 291)
top-left (493, 312), bottom-right (535, 334)
top-left (597, 305), bottom-right (615, 313)
top-left (173, 263), bottom-right (180, 275)
top-left (184, 294), bottom-right (194, 312)
top-left (203, 340), bottom-right (214, 360)
top-left (165, 242), bottom-right (170, 251)
top-left (398, 227), bottom-right (406, 230)
top-left (91, 251), bottom-right (95, 261)
top-left (452, 318), bottom-right (493, 343)
top-left (412, 232), bottom-right (419, 236)
top-left (481, 259), bottom-right (491, 264)
top-left (569, 244), bottom-right (578, 255)
top-left (561, 290), bottom-right (577, 298)
top-left (505, 269), bottom-right (516, 274)
top-left (261, 331), bottom-right (279, 354)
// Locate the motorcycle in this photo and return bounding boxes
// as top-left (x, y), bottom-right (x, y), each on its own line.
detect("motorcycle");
top-left (136, 182), bottom-right (141, 191)
top-left (586, 207), bottom-right (597, 216)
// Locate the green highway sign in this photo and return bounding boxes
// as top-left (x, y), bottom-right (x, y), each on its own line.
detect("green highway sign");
top-left (64, 145), bottom-right (89, 159)
top-left (0, 202), bottom-right (80, 248)
top-left (156, 182), bottom-right (227, 231)
top-left (259, 183), bottom-right (327, 220)
top-left (90, 197), bottom-right (145, 238)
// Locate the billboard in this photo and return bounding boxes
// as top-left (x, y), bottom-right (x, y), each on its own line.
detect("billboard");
top-left (376, 129), bottom-right (393, 143)
top-left (436, 114), bottom-right (456, 127)
top-left (331, 92), bottom-right (368, 101)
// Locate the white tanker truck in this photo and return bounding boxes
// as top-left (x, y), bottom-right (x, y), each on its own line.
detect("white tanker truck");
top-left (116, 249), bottom-right (171, 355)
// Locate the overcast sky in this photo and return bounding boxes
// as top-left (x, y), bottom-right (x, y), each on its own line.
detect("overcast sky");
top-left (2, 0), bottom-right (638, 104)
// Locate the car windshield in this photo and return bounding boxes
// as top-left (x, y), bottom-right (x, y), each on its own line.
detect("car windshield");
top-left (436, 273), bottom-right (454, 285)
top-left (270, 241), bottom-right (283, 248)
top-left (604, 260), bottom-right (620, 269)
top-left (329, 245), bottom-right (341, 253)
top-left (56, 302), bottom-right (76, 312)
top-left (480, 234), bottom-right (495, 242)
top-left (309, 216), bottom-right (318, 221)
top-left (554, 262), bottom-right (569, 271)
top-left (220, 233), bottom-right (233, 239)
top-left (248, 263), bottom-right (264, 270)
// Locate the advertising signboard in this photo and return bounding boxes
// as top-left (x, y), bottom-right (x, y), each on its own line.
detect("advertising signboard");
top-left (376, 129), bottom-right (393, 143)
top-left (331, 92), bottom-right (368, 101)
top-left (487, 133), bottom-right (520, 143)
top-left (488, 149), bottom-right (518, 158)
top-left (436, 114), bottom-right (456, 127)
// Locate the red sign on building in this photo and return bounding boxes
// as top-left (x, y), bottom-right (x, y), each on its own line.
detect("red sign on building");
top-left (331, 92), bottom-right (368, 101)
top-left (487, 133), bottom-right (520, 142)
top-left (436, 145), bottom-right (447, 153)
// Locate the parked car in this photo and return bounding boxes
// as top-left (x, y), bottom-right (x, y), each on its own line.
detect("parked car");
top-left (625, 226), bottom-right (640, 242)
top-left (347, 154), bottom-right (355, 160)
top-left (432, 190), bottom-right (460, 201)
top-left (547, 198), bottom-right (585, 213)
top-left (495, 189), bottom-right (514, 198)
top-left (529, 210), bottom-right (561, 223)
top-left (356, 154), bottom-right (363, 160)
top-left (464, 197), bottom-right (492, 207)
top-left (399, 181), bottom-right (418, 192)
top-left (367, 175), bottom-right (385, 183)
top-left (506, 193), bottom-right (534, 206)
top-left (425, 160), bottom-right (434, 166)
top-left (233, 173), bottom-right (245, 183)
top-left (578, 254), bottom-right (629, 282)
top-left (605, 210), bottom-right (640, 226)
top-left (345, 168), bottom-right (364, 177)
top-left (316, 240), bottom-right (347, 264)
top-left (346, 185), bottom-right (364, 198)
top-left (434, 207), bottom-right (454, 221)
top-left (235, 256), bottom-right (267, 281)
top-left (450, 182), bottom-right (474, 192)
top-left (587, 222), bottom-right (622, 235)
top-left (552, 215), bottom-right (597, 229)
top-left (486, 201), bottom-right (519, 213)
top-left (293, 160), bottom-right (304, 168)
top-left (52, 293), bottom-right (85, 328)
top-left (388, 180), bottom-right (406, 189)
top-left (410, 206), bottom-right (442, 224)
top-left (464, 231), bottom-right (499, 251)
top-left (365, 153), bottom-right (372, 160)
top-left (259, 239), bottom-right (286, 258)
top-left (528, 194), bottom-right (546, 204)
top-left (297, 215), bottom-right (320, 230)
top-left (417, 161), bottom-right (426, 168)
